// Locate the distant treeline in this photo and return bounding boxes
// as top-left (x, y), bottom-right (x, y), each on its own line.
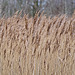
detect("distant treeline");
top-left (0, 0), bottom-right (75, 17)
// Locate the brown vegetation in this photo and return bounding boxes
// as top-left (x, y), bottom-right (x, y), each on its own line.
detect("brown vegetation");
top-left (0, 13), bottom-right (75, 75)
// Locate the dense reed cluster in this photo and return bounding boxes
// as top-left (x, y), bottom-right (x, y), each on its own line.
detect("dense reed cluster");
top-left (0, 13), bottom-right (75, 75)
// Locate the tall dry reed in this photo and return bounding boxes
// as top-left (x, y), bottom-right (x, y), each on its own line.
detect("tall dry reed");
top-left (0, 12), bottom-right (75, 75)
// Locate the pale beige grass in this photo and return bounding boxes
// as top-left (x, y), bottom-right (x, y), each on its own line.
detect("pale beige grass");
top-left (0, 13), bottom-right (75, 75)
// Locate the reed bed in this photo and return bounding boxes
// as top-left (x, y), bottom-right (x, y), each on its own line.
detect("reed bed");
top-left (0, 13), bottom-right (75, 75)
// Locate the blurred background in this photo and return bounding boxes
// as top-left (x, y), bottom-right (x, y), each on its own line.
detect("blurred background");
top-left (0, 0), bottom-right (75, 17)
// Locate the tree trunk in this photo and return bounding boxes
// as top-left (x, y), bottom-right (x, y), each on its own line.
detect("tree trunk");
top-left (0, 0), bottom-right (3, 17)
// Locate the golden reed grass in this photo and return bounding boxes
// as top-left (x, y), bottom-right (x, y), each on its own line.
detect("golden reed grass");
top-left (0, 12), bottom-right (75, 75)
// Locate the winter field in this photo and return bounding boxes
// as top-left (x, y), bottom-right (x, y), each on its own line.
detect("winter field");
top-left (0, 12), bottom-right (75, 75)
